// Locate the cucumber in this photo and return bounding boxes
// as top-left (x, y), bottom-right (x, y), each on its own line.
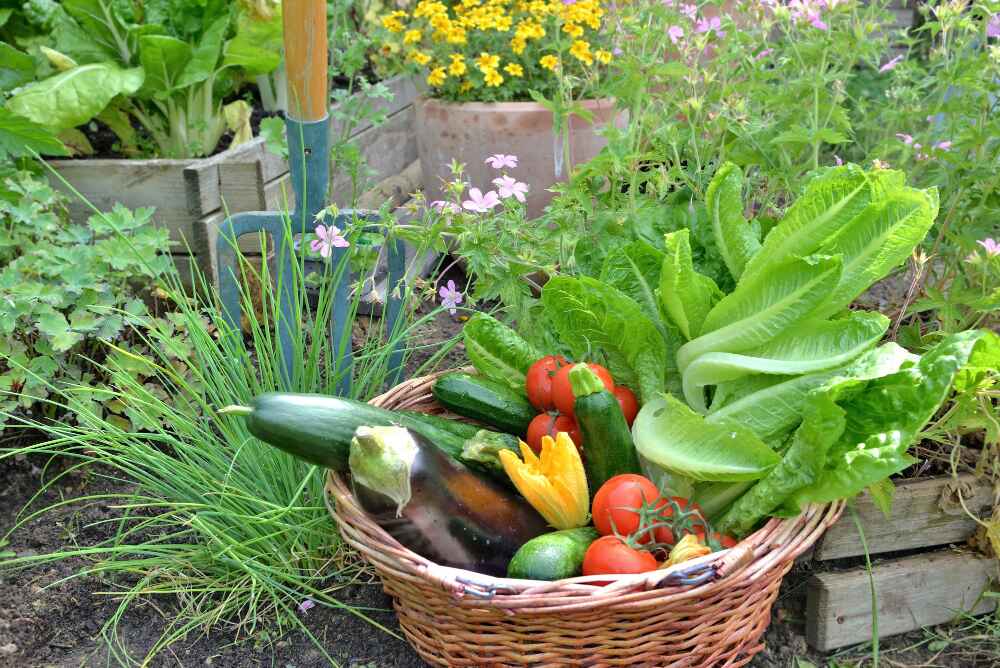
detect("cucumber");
top-left (507, 527), bottom-right (600, 580)
top-left (463, 313), bottom-right (540, 390)
top-left (569, 364), bottom-right (642, 495)
top-left (432, 373), bottom-right (536, 434)
top-left (219, 393), bottom-right (510, 477)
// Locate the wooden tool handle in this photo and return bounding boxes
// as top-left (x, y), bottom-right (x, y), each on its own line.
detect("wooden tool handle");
top-left (282, 0), bottom-right (329, 121)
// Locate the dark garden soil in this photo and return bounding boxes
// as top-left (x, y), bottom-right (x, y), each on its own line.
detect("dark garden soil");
top-left (0, 269), bottom-right (995, 668)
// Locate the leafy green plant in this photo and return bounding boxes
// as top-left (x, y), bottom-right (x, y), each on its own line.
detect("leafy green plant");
top-left (3, 0), bottom-right (283, 157)
top-left (0, 170), bottom-right (178, 428)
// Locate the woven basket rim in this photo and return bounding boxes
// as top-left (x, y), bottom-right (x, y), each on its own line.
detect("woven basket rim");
top-left (324, 370), bottom-right (846, 609)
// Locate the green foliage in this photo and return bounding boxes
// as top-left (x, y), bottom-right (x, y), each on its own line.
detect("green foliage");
top-left (0, 171), bottom-right (175, 428)
top-left (0, 107), bottom-right (66, 159)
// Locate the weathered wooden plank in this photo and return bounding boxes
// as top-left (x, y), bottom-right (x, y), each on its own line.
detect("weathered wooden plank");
top-left (218, 160), bottom-right (267, 213)
top-left (806, 550), bottom-right (997, 651)
top-left (330, 106), bottom-right (417, 207)
top-left (814, 475), bottom-right (994, 561)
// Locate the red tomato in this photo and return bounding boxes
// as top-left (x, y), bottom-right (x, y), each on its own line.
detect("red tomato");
top-left (705, 532), bottom-right (739, 550)
top-left (652, 497), bottom-right (707, 546)
top-left (525, 413), bottom-right (582, 453)
top-left (591, 474), bottom-right (662, 540)
top-left (525, 355), bottom-right (569, 411)
top-left (582, 536), bottom-right (659, 576)
top-left (550, 362), bottom-right (614, 418)
top-left (612, 386), bottom-right (639, 425)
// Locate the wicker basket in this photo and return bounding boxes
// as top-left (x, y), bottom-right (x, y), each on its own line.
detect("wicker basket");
top-left (325, 372), bottom-right (845, 667)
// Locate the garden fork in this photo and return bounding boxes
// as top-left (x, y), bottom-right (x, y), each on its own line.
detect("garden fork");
top-left (216, 0), bottom-right (406, 395)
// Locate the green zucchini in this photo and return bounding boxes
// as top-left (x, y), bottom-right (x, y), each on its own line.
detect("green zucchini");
top-left (219, 393), bottom-right (511, 476)
top-left (507, 527), bottom-right (600, 580)
top-left (432, 373), bottom-right (536, 434)
top-left (463, 313), bottom-right (540, 390)
top-left (569, 364), bottom-right (642, 495)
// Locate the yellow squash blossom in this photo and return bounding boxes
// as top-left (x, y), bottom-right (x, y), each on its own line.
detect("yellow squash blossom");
top-left (569, 39), bottom-right (593, 65)
top-left (483, 67), bottom-right (504, 87)
top-left (448, 54), bottom-right (467, 76)
top-left (475, 51), bottom-right (500, 72)
top-left (595, 49), bottom-right (612, 64)
top-left (539, 54), bottom-right (559, 70)
top-left (499, 433), bottom-right (589, 530)
top-left (427, 67), bottom-right (447, 86)
top-left (661, 534), bottom-right (712, 569)
top-left (504, 62), bottom-right (524, 77)
top-left (403, 29), bottom-right (422, 45)
top-left (410, 50), bottom-right (432, 66)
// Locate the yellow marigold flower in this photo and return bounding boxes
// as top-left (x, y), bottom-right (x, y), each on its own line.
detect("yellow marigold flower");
top-left (426, 66), bottom-right (447, 86)
top-left (429, 13), bottom-right (451, 30)
top-left (511, 35), bottom-right (527, 54)
top-left (459, 79), bottom-right (474, 93)
top-left (569, 39), bottom-right (593, 65)
top-left (448, 53), bottom-right (467, 76)
top-left (499, 433), bottom-right (589, 530)
top-left (475, 51), bottom-right (500, 72)
top-left (446, 26), bottom-right (467, 44)
top-left (409, 50), bottom-right (432, 66)
top-left (539, 54), bottom-right (559, 70)
top-left (483, 67), bottom-right (504, 87)
top-left (595, 49), bottom-right (612, 64)
top-left (504, 62), bottom-right (524, 76)
top-left (562, 22), bottom-right (584, 38)
top-left (403, 29), bottom-right (422, 45)
top-left (381, 15), bottom-right (405, 32)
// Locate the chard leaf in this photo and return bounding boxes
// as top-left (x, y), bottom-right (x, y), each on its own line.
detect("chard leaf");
top-left (812, 187), bottom-right (938, 319)
top-left (677, 254), bottom-right (842, 373)
top-left (177, 15), bottom-right (227, 87)
top-left (682, 312), bottom-right (889, 411)
top-left (715, 394), bottom-right (846, 536)
top-left (0, 108), bottom-right (68, 159)
top-left (138, 34), bottom-right (192, 96)
top-left (792, 330), bottom-right (1000, 507)
top-left (223, 8), bottom-right (284, 75)
top-left (7, 63), bottom-right (144, 130)
top-left (0, 42), bottom-right (35, 92)
top-left (706, 162), bottom-right (760, 282)
top-left (707, 343), bottom-right (916, 441)
top-left (542, 276), bottom-right (666, 401)
top-left (658, 229), bottom-right (723, 340)
top-left (633, 394), bottom-right (780, 482)
top-left (741, 165), bottom-right (900, 282)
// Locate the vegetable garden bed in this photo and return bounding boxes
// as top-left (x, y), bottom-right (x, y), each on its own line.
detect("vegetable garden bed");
top-left (47, 76), bottom-right (418, 285)
top-left (806, 474), bottom-right (998, 650)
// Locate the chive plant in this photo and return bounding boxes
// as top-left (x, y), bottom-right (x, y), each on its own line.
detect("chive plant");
top-left (0, 180), bottom-right (454, 665)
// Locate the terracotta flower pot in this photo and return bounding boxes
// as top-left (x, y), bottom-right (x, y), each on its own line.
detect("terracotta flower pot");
top-left (415, 97), bottom-right (625, 219)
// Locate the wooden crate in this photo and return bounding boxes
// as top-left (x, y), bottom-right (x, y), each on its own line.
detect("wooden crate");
top-left (806, 474), bottom-right (998, 651)
top-left (47, 76), bottom-right (418, 285)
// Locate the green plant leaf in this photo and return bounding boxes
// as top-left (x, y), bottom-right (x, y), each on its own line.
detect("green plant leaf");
top-left (633, 394), bottom-right (780, 482)
top-left (715, 393), bottom-right (846, 536)
top-left (599, 240), bottom-right (665, 325)
top-left (462, 312), bottom-right (540, 391)
top-left (138, 34), bottom-right (192, 96)
top-left (177, 15), bottom-right (227, 88)
top-left (7, 63), bottom-right (144, 130)
top-left (812, 187), bottom-right (938, 319)
top-left (658, 229), bottom-right (722, 340)
top-left (36, 309), bottom-right (83, 352)
top-left (682, 312), bottom-right (889, 411)
top-left (0, 42), bottom-right (35, 92)
top-left (222, 8), bottom-right (283, 75)
top-left (0, 108), bottom-right (68, 159)
top-left (677, 254), bottom-right (842, 373)
top-left (705, 162), bottom-right (760, 282)
top-left (542, 276), bottom-right (667, 401)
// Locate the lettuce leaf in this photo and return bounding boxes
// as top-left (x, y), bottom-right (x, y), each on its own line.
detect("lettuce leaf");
top-left (706, 163), bottom-right (761, 282)
top-left (658, 229), bottom-right (723, 340)
top-left (677, 254), bottom-right (842, 373)
top-left (541, 276), bottom-right (667, 401)
top-left (633, 394), bottom-right (780, 482)
top-left (681, 312), bottom-right (889, 411)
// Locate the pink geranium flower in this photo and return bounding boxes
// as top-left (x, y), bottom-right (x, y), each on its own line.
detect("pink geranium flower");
top-left (310, 224), bottom-right (349, 257)
top-left (298, 599), bottom-right (315, 613)
top-left (695, 16), bottom-right (724, 36)
top-left (977, 238), bottom-right (1000, 257)
top-left (668, 25), bottom-right (685, 44)
top-left (439, 279), bottom-right (464, 314)
top-left (879, 55), bottom-right (903, 72)
top-left (462, 188), bottom-right (501, 212)
top-left (430, 200), bottom-right (460, 214)
top-left (834, 155), bottom-right (843, 166)
top-left (754, 48), bottom-right (773, 61)
top-left (680, 4), bottom-right (697, 19)
top-left (933, 141), bottom-right (952, 151)
top-left (896, 133), bottom-right (915, 145)
top-left (493, 175), bottom-right (529, 202)
top-left (485, 154), bottom-right (518, 169)
top-left (987, 13), bottom-right (1000, 38)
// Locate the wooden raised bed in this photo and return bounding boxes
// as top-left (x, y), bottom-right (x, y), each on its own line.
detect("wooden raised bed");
top-left (806, 474), bottom-right (998, 651)
top-left (48, 76), bottom-right (418, 285)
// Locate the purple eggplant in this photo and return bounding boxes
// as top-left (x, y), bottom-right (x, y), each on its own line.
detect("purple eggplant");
top-left (349, 426), bottom-right (549, 576)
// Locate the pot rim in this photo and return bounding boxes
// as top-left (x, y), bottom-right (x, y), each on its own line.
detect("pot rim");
top-left (416, 96), bottom-right (617, 113)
